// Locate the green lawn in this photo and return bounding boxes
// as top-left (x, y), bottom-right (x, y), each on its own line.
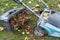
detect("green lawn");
top-left (0, 0), bottom-right (60, 40)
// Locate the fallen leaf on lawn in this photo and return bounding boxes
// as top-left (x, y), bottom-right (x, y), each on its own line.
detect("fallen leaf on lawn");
top-left (35, 4), bottom-right (39, 7)
top-left (28, 1), bottom-right (32, 4)
top-left (18, 30), bottom-right (21, 32)
top-left (5, 4), bottom-right (8, 6)
top-left (58, 4), bottom-right (60, 8)
top-left (24, 36), bottom-right (28, 40)
top-left (13, 6), bottom-right (17, 8)
top-left (32, 7), bottom-right (36, 9)
top-left (43, 13), bottom-right (49, 19)
top-left (39, 0), bottom-right (41, 2)
top-left (0, 27), bottom-right (4, 31)
top-left (34, 8), bottom-right (38, 11)
top-left (27, 26), bottom-right (30, 29)
top-left (22, 32), bottom-right (25, 35)
top-left (26, 32), bottom-right (30, 34)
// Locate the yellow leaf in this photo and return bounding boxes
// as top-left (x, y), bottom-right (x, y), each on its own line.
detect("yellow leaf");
top-left (44, 13), bottom-right (49, 19)
top-left (35, 4), bottom-right (39, 7)
top-left (28, 1), bottom-right (32, 4)
top-left (0, 27), bottom-right (4, 31)
top-left (39, 0), bottom-right (41, 2)
top-left (18, 30), bottom-right (21, 32)
top-left (58, 4), bottom-right (60, 8)
top-left (22, 32), bottom-right (25, 34)
top-left (26, 32), bottom-right (30, 34)
top-left (24, 36), bottom-right (28, 40)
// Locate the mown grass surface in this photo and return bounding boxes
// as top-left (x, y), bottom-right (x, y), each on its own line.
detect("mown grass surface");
top-left (0, 0), bottom-right (60, 40)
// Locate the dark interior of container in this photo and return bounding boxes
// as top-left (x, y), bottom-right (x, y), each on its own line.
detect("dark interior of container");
top-left (9, 9), bottom-right (30, 30)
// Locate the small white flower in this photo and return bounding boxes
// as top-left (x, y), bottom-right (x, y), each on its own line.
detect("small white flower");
top-left (28, 1), bottom-right (32, 4)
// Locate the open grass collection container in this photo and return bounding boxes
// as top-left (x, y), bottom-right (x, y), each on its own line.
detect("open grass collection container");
top-left (0, 8), bottom-right (30, 32)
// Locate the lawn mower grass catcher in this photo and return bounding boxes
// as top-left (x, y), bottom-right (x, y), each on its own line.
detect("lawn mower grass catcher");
top-left (0, 0), bottom-right (60, 38)
top-left (0, 8), bottom-right (30, 32)
top-left (13, 0), bottom-right (60, 38)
